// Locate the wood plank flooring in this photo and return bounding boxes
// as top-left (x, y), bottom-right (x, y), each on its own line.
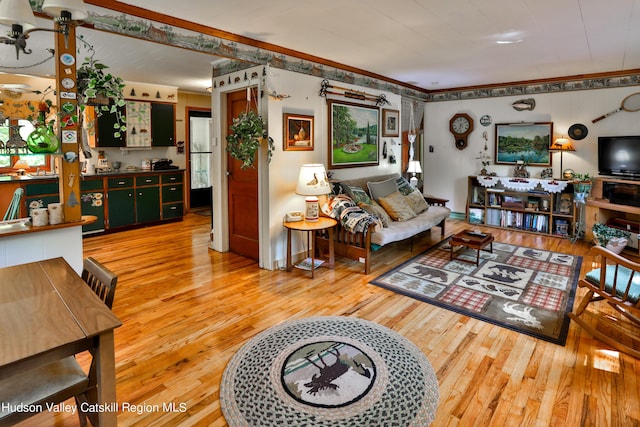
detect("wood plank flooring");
top-left (16, 214), bottom-right (640, 426)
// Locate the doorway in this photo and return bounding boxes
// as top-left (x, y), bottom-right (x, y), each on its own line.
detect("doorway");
top-left (226, 88), bottom-right (259, 260)
top-left (187, 108), bottom-right (212, 210)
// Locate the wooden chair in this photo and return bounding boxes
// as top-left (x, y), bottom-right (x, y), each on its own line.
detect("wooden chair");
top-left (81, 257), bottom-right (118, 309)
top-left (569, 246), bottom-right (640, 359)
top-left (0, 258), bottom-right (118, 427)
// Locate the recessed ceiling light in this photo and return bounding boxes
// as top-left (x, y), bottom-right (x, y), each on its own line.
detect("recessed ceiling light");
top-left (496, 39), bottom-right (523, 44)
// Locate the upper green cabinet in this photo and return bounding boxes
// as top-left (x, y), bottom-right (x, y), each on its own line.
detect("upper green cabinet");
top-left (151, 102), bottom-right (175, 146)
top-left (94, 101), bottom-right (175, 147)
top-left (96, 102), bottom-right (126, 147)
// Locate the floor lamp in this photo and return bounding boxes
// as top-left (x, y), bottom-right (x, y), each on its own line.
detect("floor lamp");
top-left (549, 137), bottom-right (575, 179)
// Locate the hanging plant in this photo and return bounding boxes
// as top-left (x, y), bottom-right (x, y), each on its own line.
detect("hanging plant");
top-left (226, 111), bottom-right (274, 169)
top-left (76, 56), bottom-right (127, 137)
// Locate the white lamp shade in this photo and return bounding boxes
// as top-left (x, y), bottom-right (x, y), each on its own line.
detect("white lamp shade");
top-left (13, 158), bottom-right (30, 169)
top-left (42, 0), bottom-right (88, 20)
top-left (407, 160), bottom-right (422, 174)
top-left (0, 0), bottom-right (36, 28)
top-left (295, 164), bottom-right (331, 196)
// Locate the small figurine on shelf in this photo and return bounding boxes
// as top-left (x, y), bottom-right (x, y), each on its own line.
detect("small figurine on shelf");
top-left (514, 160), bottom-right (530, 178)
top-left (476, 145), bottom-right (491, 175)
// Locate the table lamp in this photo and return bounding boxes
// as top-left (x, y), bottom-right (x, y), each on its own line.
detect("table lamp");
top-left (295, 164), bottom-right (331, 221)
top-left (13, 158), bottom-right (30, 175)
top-left (549, 136), bottom-right (575, 179)
top-left (407, 160), bottom-right (422, 187)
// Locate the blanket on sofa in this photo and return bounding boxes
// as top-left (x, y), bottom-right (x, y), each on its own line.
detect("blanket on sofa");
top-left (327, 194), bottom-right (382, 234)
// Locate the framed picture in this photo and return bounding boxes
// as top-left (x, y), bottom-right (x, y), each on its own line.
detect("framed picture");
top-left (328, 100), bottom-right (380, 169)
top-left (283, 113), bottom-right (314, 151)
top-left (494, 122), bottom-right (553, 166)
top-left (382, 109), bottom-right (400, 137)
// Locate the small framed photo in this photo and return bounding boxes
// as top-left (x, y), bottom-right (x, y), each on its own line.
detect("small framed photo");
top-left (283, 113), bottom-right (314, 151)
top-left (382, 109), bottom-right (400, 137)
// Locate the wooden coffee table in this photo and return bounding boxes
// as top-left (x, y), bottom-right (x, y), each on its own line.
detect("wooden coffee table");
top-left (450, 230), bottom-right (494, 266)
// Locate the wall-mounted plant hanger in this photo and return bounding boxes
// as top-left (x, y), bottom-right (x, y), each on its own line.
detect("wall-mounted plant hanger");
top-left (319, 79), bottom-right (389, 106)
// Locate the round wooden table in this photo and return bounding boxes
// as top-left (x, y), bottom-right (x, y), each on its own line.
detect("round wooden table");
top-left (284, 217), bottom-right (337, 278)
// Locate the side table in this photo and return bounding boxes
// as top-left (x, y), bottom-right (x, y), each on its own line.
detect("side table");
top-left (284, 217), bottom-right (337, 278)
top-left (450, 229), bottom-right (494, 266)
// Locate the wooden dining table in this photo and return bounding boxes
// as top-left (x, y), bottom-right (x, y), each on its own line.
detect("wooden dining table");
top-left (0, 257), bottom-right (122, 426)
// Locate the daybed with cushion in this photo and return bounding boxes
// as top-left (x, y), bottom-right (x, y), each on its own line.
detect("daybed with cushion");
top-left (316, 173), bottom-right (451, 274)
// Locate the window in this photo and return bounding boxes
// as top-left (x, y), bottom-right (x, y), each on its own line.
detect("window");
top-left (1, 118), bottom-right (51, 173)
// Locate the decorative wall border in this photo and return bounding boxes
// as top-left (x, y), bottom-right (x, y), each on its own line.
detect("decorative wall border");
top-left (29, 1), bottom-right (640, 104)
top-left (427, 74), bottom-right (640, 102)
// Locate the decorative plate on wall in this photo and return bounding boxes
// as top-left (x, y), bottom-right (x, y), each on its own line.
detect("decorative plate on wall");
top-left (568, 123), bottom-right (588, 140)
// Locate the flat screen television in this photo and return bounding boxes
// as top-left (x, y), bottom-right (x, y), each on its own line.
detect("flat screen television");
top-left (598, 135), bottom-right (640, 179)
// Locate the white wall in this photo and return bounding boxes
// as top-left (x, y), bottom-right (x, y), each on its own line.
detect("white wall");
top-left (210, 66), bottom-right (402, 269)
top-left (265, 68), bottom-right (402, 269)
top-left (423, 86), bottom-right (640, 215)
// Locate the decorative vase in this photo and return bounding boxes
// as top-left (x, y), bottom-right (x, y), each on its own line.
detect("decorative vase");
top-left (26, 124), bottom-right (59, 154)
top-left (594, 234), bottom-right (628, 254)
top-left (605, 237), bottom-right (628, 254)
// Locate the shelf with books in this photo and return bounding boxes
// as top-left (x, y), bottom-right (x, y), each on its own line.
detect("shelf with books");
top-left (466, 176), bottom-right (575, 237)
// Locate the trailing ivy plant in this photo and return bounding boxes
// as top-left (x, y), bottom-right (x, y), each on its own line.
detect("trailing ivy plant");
top-left (226, 111), bottom-right (274, 169)
top-left (592, 223), bottom-right (631, 247)
top-left (76, 56), bottom-right (127, 138)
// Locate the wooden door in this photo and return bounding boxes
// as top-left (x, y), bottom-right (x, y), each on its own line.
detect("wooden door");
top-left (226, 88), bottom-right (259, 260)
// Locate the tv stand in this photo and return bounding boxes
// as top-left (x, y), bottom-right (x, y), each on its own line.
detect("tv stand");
top-left (585, 177), bottom-right (640, 257)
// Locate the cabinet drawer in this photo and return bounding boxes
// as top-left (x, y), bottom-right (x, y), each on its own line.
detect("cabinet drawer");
top-left (136, 175), bottom-right (160, 186)
top-left (107, 177), bottom-right (134, 188)
top-left (25, 181), bottom-right (59, 196)
top-left (80, 178), bottom-right (104, 191)
top-left (163, 202), bottom-right (184, 219)
top-left (162, 183), bottom-right (183, 203)
top-left (161, 173), bottom-right (183, 184)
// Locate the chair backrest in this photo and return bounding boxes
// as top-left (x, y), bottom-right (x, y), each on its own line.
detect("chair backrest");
top-left (81, 257), bottom-right (118, 309)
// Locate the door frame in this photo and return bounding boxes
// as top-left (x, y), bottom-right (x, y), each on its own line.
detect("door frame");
top-left (210, 80), bottom-right (271, 269)
top-left (185, 107), bottom-right (212, 211)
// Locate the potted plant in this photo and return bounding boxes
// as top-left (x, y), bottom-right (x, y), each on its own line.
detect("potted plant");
top-left (592, 223), bottom-right (631, 254)
top-left (76, 56), bottom-right (127, 138)
top-left (226, 111), bottom-right (274, 169)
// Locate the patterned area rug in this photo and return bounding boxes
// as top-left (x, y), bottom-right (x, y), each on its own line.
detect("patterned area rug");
top-left (371, 239), bottom-right (582, 345)
top-left (220, 316), bottom-right (439, 426)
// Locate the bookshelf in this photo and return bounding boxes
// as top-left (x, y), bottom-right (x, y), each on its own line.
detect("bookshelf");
top-left (467, 176), bottom-right (576, 237)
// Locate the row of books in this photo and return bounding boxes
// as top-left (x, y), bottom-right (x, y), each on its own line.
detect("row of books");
top-left (485, 208), bottom-right (550, 233)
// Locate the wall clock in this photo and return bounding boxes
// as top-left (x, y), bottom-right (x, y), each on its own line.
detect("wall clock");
top-left (449, 113), bottom-right (474, 150)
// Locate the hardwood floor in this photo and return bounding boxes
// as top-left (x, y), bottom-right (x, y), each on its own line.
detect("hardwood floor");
top-left (17, 214), bottom-right (640, 426)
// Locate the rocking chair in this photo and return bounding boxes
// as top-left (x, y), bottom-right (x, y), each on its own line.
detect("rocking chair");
top-left (569, 246), bottom-right (640, 359)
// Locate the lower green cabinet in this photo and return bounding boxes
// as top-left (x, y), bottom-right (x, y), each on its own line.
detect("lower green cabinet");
top-left (136, 186), bottom-right (161, 223)
top-left (81, 177), bottom-right (105, 234)
top-left (107, 188), bottom-right (135, 228)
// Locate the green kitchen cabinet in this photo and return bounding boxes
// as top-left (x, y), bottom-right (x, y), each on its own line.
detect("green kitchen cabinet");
top-left (96, 103), bottom-right (126, 147)
top-left (151, 102), bottom-right (175, 146)
top-left (136, 186), bottom-right (161, 223)
top-left (80, 177), bottom-right (105, 234)
top-left (107, 187), bottom-right (135, 228)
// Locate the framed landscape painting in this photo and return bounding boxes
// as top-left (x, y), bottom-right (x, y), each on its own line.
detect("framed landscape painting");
top-left (494, 122), bottom-right (553, 166)
top-left (328, 100), bottom-right (380, 169)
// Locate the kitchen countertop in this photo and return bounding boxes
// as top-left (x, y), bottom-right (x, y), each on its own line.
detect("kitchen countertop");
top-left (0, 169), bottom-right (184, 182)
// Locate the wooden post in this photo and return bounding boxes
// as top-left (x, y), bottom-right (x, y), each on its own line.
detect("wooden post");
top-left (53, 21), bottom-right (82, 223)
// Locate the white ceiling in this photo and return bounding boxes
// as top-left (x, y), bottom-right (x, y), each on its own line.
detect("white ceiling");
top-left (2, 0), bottom-right (640, 94)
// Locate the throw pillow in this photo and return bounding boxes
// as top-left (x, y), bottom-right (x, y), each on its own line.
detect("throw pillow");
top-left (367, 177), bottom-right (398, 201)
top-left (396, 176), bottom-right (415, 196)
top-left (341, 184), bottom-right (372, 204)
top-left (358, 202), bottom-right (390, 227)
top-left (405, 189), bottom-right (429, 214)
top-left (378, 191), bottom-right (417, 222)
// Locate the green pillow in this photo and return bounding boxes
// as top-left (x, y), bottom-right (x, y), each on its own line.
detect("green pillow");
top-left (396, 176), bottom-right (415, 196)
top-left (341, 184), bottom-right (372, 204)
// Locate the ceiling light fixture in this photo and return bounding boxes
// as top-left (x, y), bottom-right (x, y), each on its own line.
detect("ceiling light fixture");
top-left (0, 0), bottom-right (88, 60)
